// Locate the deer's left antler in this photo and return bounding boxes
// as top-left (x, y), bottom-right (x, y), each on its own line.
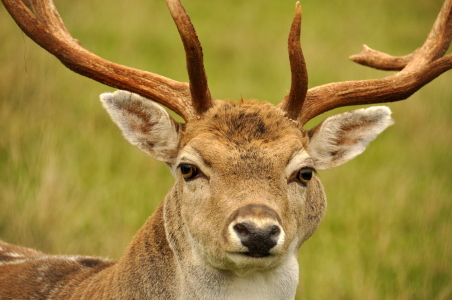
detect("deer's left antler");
top-left (286, 0), bottom-right (452, 126)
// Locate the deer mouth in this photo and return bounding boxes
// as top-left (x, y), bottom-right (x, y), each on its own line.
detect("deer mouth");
top-left (243, 252), bottom-right (271, 258)
top-left (223, 250), bottom-right (284, 273)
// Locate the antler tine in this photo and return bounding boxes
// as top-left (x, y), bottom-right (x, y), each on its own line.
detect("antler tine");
top-left (2, 0), bottom-right (197, 121)
top-left (24, 0), bottom-right (74, 45)
top-left (278, 2), bottom-right (308, 120)
top-left (349, 45), bottom-right (416, 71)
top-left (351, 0), bottom-right (452, 71)
top-left (299, 0), bottom-right (452, 126)
top-left (166, 0), bottom-right (214, 115)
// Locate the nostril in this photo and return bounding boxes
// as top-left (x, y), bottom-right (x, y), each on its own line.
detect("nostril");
top-left (269, 225), bottom-right (281, 242)
top-left (233, 223), bottom-right (250, 238)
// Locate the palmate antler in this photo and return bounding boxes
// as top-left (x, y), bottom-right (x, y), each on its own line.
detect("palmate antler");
top-left (2, 0), bottom-right (452, 125)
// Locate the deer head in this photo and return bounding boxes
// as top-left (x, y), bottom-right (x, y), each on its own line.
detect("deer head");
top-left (1, 0), bottom-right (451, 298)
top-left (96, 1), bottom-right (396, 275)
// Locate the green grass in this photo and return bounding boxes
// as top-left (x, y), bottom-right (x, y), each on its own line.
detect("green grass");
top-left (1, 0), bottom-right (451, 299)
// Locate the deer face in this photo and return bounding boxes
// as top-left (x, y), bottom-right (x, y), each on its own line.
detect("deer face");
top-left (101, 91), bottom-right (393, 275)
top-left (175, 101), bottom-right (320, 273)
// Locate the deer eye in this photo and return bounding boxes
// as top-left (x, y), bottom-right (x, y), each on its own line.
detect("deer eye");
top-left (179, 164), bottom-right (199, 180)
top-left (297, 167), bottom-right (314, 184)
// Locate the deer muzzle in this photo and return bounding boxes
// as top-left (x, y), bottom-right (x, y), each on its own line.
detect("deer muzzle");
top-left (227, 204), bottom-right (285, 257)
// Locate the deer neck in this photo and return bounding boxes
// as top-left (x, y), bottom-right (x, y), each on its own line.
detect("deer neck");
top-left (101, 195), bottom-right (177, 298)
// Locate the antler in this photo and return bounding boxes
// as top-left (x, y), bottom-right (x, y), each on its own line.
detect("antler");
top-left (297, 0), bottom-right (452, 126)
top-left (1, 0), bottom-right (212, 121)
top-left (166, 0), bottom-right (213, 115)
top-left (278, 2), bottom-right (308, 120)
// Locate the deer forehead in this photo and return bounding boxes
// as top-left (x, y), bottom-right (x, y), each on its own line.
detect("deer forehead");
top-left (179, 101), bottom-right (310, 177)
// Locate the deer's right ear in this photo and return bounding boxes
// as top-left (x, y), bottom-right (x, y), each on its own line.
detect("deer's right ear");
top-left (100, 91), bottom-right (180, 164)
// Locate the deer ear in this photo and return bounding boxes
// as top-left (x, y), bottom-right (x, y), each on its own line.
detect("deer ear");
top-left (307, 106), bottom-right (393, 170)
top-left (100, 91), bottom-right (180, 164)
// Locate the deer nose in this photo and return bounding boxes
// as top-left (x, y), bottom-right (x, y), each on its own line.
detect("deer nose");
top-left (233, 222), bottom-right (282, 256)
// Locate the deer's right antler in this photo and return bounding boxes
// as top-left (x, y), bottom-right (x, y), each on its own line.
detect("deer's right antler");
top-left (2, 0), bottom-right (212, 121)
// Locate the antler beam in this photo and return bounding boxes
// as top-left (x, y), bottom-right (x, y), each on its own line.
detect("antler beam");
top-left (298, 0), bottom-right (452, 126)
top-left (2, 0), bottom-right (214, 121)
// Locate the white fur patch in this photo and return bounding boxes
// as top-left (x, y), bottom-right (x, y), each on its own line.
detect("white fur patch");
top-left (4, 252), bottom-right (24, 258)
top-left (0, 258), bottom-right (30, 266)
top-left (100, 91), bottom-right (180, 163)
top-left (308, 106), bottom-right (393, 170)
top-left (225, 255), bottom-right (299, 299)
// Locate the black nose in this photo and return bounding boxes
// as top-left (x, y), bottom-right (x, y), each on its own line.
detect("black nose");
top-left (233, 222), bottom-right (281, 256)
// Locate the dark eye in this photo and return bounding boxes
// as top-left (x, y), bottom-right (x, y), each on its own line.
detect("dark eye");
top-left (297, 167), bottom-right (314, 184)
top-left (180, 164), bottom-right (199, 180)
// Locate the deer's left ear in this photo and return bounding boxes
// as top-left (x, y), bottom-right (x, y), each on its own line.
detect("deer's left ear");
top-left (306, 106), bottom-right (393, 170)
top-left (101, 91), bottom-right (180, 164)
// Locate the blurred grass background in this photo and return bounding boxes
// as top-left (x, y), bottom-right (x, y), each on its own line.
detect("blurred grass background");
top-left (0, 0), bottom-right (451, 299)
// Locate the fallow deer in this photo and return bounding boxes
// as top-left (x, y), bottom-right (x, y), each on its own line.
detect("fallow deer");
top-left (1, 0), bottom-right (451, 299)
